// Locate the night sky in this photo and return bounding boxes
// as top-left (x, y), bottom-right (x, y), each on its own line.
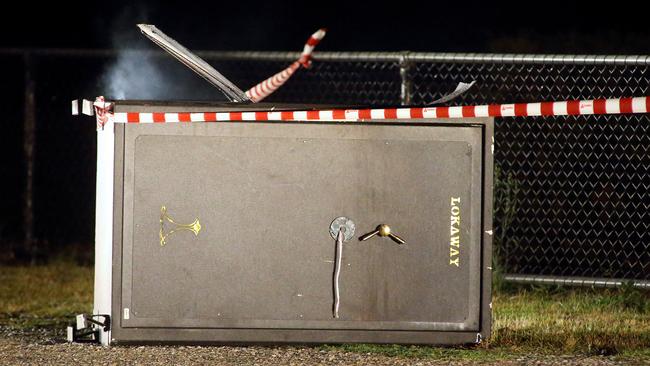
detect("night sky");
top-left (2, 0), bottom-right (649, 53)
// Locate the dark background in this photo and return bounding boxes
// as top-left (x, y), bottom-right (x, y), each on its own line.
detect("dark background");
top-left (1, 0), bottom-right (649, 265)
top-left (2, 0), bottom-right (650, 53)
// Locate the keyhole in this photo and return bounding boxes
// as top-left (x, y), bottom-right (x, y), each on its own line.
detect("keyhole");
top-left (330, 217), bottom-right (356, 242)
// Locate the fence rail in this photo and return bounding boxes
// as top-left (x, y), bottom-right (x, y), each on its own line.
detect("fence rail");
top-left (2, 48), bottom-right (648, 285)
top-left (200, 51), bottom-right (650, 66)
top-left (5, 48), bottom-right (650, 64)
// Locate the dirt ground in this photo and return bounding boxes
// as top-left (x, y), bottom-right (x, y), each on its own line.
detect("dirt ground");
top-left (1, 327), bottom-right (645, 366)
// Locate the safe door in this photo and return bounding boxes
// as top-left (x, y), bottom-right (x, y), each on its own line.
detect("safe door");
top-left (111, 120), bottom-right (492, 344)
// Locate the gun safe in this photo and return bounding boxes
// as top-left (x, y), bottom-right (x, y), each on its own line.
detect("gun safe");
top-left (92, 102), bottom-right (494, 345)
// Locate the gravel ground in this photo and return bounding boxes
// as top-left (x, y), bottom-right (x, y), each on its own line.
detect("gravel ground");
top-left (0, 327), bottom-right (645, 365)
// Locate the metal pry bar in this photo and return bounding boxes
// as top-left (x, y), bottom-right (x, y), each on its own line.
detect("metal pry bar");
top-left (137, 24), bottom-right (250, 103)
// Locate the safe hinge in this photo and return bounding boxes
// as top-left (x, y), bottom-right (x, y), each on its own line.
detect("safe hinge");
top-left (66, 314), bottom-right (110, 343)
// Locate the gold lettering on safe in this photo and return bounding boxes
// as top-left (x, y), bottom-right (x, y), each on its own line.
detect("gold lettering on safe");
top-left (449, 197), bottom-right (461, 267)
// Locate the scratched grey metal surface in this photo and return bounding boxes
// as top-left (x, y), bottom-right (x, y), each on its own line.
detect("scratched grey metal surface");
top-left (122, 123), bottom-right (481, 328)
top-left (110, 115), bottom-right (492, 344)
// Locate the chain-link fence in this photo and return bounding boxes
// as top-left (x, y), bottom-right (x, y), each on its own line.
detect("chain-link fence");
top-left (2, 49), bottom-right (649, 284)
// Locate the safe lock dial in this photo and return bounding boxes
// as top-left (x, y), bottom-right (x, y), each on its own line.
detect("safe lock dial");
top-left (359, 224), bottom-right (406, 245)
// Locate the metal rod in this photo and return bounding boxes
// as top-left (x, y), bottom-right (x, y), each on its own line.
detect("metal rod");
top-left (504, 274), bottom-right (650, 289)
top-left (332, 229), bottom-right (344, 318)
top-left (399, 52), bottom-right (412, 106)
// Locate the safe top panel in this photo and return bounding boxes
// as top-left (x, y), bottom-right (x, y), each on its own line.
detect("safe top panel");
top-left (112, 120), bottom-right (492, 344)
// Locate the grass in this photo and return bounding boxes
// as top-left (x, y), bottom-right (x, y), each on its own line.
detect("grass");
top-left (323, 285), bottom-right (650, 361)
top-left (0, 261), bottom-right (93, 329)
top-left (491, 284), bottom-right (649, 351)
top-left (0, 261), bottom-right (648, 362)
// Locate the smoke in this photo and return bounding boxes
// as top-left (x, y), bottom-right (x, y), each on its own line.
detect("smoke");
top-left (104, 51), bottom-right (169, 100)
top-left (101, 6), bottom-right (225, 101)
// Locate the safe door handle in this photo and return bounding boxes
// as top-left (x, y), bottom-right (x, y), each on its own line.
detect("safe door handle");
top-left (359, 224), bottom-right (406, 245)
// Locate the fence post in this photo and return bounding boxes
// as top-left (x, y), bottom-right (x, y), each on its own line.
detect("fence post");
top-left (23, 52), bottom-right (36, 264)
top-left (399, 52), bottom-right (412, 106)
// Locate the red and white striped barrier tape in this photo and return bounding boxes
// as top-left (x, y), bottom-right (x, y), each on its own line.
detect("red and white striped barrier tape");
top-left (106, 97), bottom-right (650, 124)
top-left (297, 28), bottom-right (327, 68)
top-left (93, 96), bottom-right (114, 129)
top-left (245, 28), bottom-right (326, 103)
